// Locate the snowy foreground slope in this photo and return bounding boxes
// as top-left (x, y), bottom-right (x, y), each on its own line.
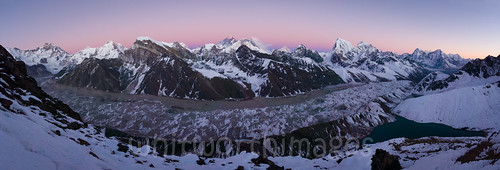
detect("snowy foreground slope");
top-left (400, 55), bottom-right (500, 130)
top-left (396, 82), bottom-right (500, 130)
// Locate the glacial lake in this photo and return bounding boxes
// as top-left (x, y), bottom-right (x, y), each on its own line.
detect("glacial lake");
top-left (363, 116), bottom-right (484, 144)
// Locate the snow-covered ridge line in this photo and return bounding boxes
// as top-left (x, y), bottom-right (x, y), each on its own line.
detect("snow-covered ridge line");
top-left (9, 36), bottom-right (475, 100)
top-left (9, 36), bottom-right (467, 65)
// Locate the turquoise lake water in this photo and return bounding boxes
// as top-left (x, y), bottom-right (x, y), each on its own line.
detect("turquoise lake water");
top-left (363, 116), bottom-right (484, 144)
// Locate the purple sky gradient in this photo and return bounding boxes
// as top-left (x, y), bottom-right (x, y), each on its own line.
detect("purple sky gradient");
top-left (1, 0), bottom-right (499, 59)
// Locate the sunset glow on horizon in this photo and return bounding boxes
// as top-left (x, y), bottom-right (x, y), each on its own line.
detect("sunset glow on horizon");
top-left (1, 0), bottom-right (499, 59)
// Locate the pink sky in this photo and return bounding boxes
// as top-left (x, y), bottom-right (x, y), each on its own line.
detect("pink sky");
top-left (1, 0), bottom-right (499, 59)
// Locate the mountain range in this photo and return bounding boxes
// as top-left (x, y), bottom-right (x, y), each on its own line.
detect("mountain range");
top-left (2, 42), bottom-right (499, 169)
top-left (7, 37), bottom-right (470, 100)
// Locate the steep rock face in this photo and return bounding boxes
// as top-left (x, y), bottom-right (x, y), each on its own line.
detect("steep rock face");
top-left (26, 64), bottom-right (53, 78)
top-left (414, 71), bottom-right (450, 92)
top-left (136, 56), bottom-right (254, 100)
top-left (58, 38), bottom-right (254, 100)
top-left (461, 55), bottom-right (500, 78)
top-left (57, 58), bottom-right (124, 92)
top-left (123, 38), bottom-right (254, 100)
top-left (122, 38), bottom-right (177, 65)
top-left (0, 45), bottom-right (82, 123)
top-left (234, 46), bottom-right (343, 97)
top-left (293, 44), bottom-right (323, 63)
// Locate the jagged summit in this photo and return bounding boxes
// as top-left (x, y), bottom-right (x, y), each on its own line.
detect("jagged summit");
top-left (408, 48), bottom-right (468, 70)
top-left (41, 42), bottom-right (58, 49)
top-left (218, 36), bottom-right (237, 47)
top-left (135, 36), bottom-right (155, 42)
top-left (36, 42), bottom-right (66, 53)
top-left (461, 55), bottom-right (500, 78)
top-left (277, 46), bottom-right (291, 53)
top-left (294, 44), bottom-right (307, 53)
top-left (71, 41), bottom-right (125, 63)
top-left (6, 43), bottom-right (70, 74)
top-left (332, 38), bottom-right (354, 54)
top-left (9, 36), bottom-right (475, 99)
top-left (220, 37), bottom-right (269, 54)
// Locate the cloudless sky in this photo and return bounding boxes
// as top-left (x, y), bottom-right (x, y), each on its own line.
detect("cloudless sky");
top-left (1, 0), bottom-right (499, 59)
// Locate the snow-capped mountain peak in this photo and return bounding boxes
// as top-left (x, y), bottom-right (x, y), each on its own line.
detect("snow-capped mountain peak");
top-left (217, 36), bottom-right (238, 47)
top-left (277, 46), bottom-right (291, 53)
top-left (32, 43), bottom-right (67, 54)
top-left (134, 37), bottom-right (192, 53)
top-left (71, 41), bottom-right (125, 64)
top-left (164, 41), bottom-right (190, 51)
top-left (102, 41), bottom-right (125, 52)
top-left (295, 44), bottom-right (307, 51)
top-left (6, 43), bottom-right (70, 74)
top-left (135, 36), bottom-right (168, 47)
top-left (355, 41), bottom-right (378, 54)
top-left (411, 48), bottom-right (426, 56)
top-left (221, 38), bottom-right (269, 54)
top-left (332, 38), bottom-right (354, 55)
top-left (135, 36), bottom-right (155, 42)
top-left (39, 43), bottom-right (64, 52)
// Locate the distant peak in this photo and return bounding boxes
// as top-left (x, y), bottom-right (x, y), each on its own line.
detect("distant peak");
top-left (43, 43), bottom-right (55, 47)
top-left (40, 43), bottom-right (64, 52)
top-left (335, 38), bottom-right (350, 44)
top-left (332, 38), bottom-right (354, 53)
top-left (277, 46), bottom-right (291, 53)
top-left (41, 43), bottom-right (61, 50)
top-left (433, 49), bottom-right (443, 53)
top-left (218, 37), bottom-right (237, 46)
top-left (297, 44), bottom-right (306, 49)
top-left (357, 41), bottom-right (372, 47)
top-left (136, 36), bottom-right (154, 41)
top-left (102, 41), bottom-right (125, 51)
top-left (171, 41), bottom-right (190, 50)
top-left (225, 36), bottom-right (236, 40)
top-left (412, 48), bottom-right (426, 54)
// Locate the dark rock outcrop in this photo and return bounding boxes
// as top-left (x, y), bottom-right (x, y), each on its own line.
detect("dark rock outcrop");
top-left (371, 149), bottom-right (402, 170)
top-left (26, 64), bottom-right (53, 78)
top-left (57, 58), bottom-right (124, 92)
top-left (461, 55), bottom-right (500, 78)
top-left (137, 55), bottom-right (254, 100)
